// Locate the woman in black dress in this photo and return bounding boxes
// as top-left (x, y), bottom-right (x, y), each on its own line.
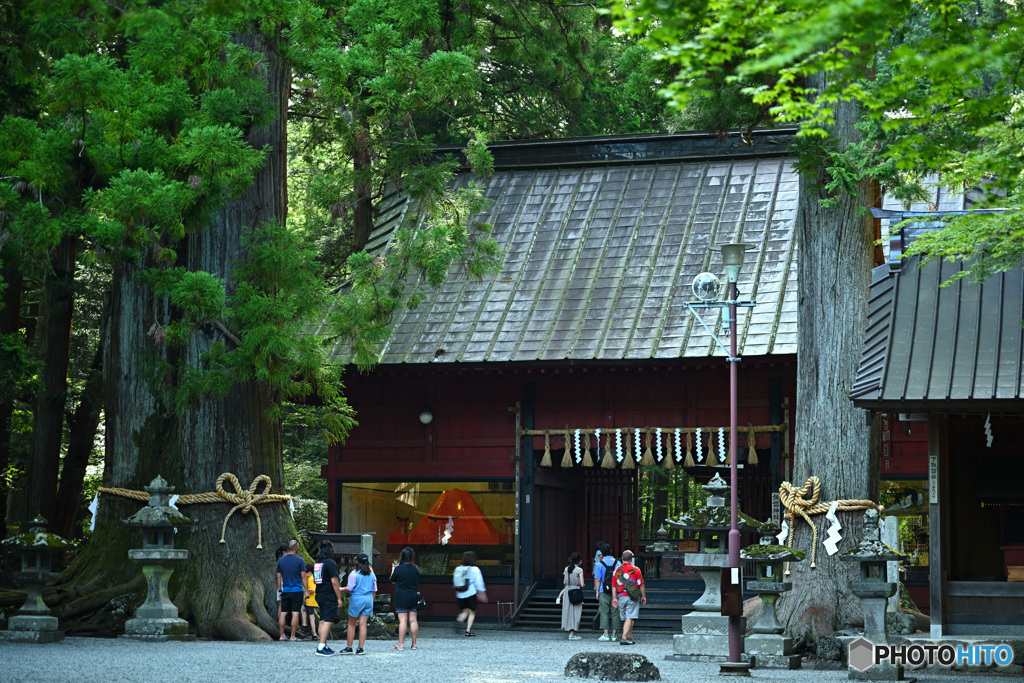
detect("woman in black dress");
top-left (390, 546), bottom-right (421, 649)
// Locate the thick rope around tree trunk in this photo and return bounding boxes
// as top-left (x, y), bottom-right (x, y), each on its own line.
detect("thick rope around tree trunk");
top-left (98, 473), bottom-right (291, 549)
top-left (778, 476), bottom-right (882, 574)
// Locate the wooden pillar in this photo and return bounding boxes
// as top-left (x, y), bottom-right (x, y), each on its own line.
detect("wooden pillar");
top-left (928, 413), bottom-right (947, 638)
top-left (521, 383), bottom-right (536, 586)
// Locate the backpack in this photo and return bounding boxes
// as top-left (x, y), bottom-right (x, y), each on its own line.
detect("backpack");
top-left (614, 565), bottom-right (641, 600)
top-left (453, 565), bottom-right (471, 592)
top-left (600, 558), bottom-right (620, 594)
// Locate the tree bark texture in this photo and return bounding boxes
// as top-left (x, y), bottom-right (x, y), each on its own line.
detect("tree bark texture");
top-left (27, 234), bottom-right (78, 523)
top-left (51, 340), bottom-right (104, 539)
top-left (352, 128), bottom-right (372, 251)
top-left (56, 29), bottom-right (292, 640)
top-left (777, 73), bottom-right (880, 647)
top-left (0, 251), bottom-right (24, 540)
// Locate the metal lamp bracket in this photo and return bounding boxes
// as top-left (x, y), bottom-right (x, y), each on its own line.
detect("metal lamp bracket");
top-left (683, 300), bottom-right (756, 362)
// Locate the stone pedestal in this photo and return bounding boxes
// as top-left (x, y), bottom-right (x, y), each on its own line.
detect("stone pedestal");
top-left (671, 614), bottom-right (746, 661)
top-left (122, 557), bottom-right (194, 641)
top-left (0, 517), bottom-right (74, 644)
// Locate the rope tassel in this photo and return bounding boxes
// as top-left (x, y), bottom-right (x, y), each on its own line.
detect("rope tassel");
top-left (600, 434), bottom-right (616, 468)
top-left (683, 432), bottom-right (695, 468)
top-left (746, 424), bottom-right (759, 465)
top-left (560, 430), bottom-right (573, 468)
top-left (639, 430), bottom-right (656, 466)
top-left (540, 434), bottom-right (552, 467)
top-left (582, 430), bottom-right (595, 467)
top-left (622, 432), bottom-right (636, 470)
top-left (663, 436), bottom-right (675, 470)
top-left (705, 429), bottom-right (719, 467)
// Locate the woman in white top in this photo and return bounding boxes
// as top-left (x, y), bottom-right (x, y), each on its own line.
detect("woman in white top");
top-left (558, 552), bottom-right (584, 639)
top-left (454, 550), bottom-right (487, 636)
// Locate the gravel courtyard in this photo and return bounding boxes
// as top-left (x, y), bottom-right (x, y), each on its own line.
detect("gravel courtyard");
top-left (0, 625), bottom-right (1016, 683)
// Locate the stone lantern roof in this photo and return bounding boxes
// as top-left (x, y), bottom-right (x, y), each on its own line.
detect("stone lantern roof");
top-left (122, 476), bottom-right (194, 528)
top-left (839, 508), bottom-right (903, 563)
top-left (0, 516), bottom-right (75, 550)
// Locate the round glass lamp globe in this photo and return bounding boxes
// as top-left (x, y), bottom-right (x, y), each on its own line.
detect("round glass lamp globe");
top-left (692, 272), bottom-right (721, 301)
top-left (419, 410), bottom-right (433, 425)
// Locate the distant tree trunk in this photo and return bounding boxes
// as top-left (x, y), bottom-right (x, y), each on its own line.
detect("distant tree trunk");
top-left (352, 127), bottom-right (373, 251)
top-left (27, 234), bottom-right (78, 523)
top-left (53, 28), bottom-right (293, 640)
top-left (0, 252), bottom-right (24, 540)
top-left (51, 339), bottom-right (104, 539)
top-left (777, 73), bottom-right (880, 647)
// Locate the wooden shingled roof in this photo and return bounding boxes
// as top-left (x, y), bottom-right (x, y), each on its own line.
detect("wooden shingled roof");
top-left (328, 130), bottom-right (802, 365)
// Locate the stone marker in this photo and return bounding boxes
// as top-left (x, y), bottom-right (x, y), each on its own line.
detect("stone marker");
top-left (564, 652), bottom-right (661, 681)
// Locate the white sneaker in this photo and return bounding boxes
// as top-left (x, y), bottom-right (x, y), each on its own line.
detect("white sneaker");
top-left (610, 635), bottom-right (618, 641)
top-left (598, 635), bottom-right (611, 642)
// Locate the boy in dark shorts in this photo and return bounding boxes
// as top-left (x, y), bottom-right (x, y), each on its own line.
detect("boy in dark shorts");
top-left (312, 541), bottom-right (343, 656)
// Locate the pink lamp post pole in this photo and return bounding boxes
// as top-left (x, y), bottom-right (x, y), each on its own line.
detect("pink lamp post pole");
top-left (728, 276), bottom-right (741, 663)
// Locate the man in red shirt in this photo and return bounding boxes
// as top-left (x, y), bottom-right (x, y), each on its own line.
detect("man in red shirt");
top-left (611, 550), bottom-right (646, 645)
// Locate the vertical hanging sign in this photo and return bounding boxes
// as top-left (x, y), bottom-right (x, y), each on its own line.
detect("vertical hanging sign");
top-left (928, 455), bottom-right (938, 502)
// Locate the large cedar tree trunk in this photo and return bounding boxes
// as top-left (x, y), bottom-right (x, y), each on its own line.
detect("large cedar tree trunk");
top-left (0, 252), bottom-right (24, 540)
top-left (53, 30), bottom-right (292, 640)
top-left (26, 235), bottom-right (78, 523)
top-left (777, 78), bottom-right (880, 646)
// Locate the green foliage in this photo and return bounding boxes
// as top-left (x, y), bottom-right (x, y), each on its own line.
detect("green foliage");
top-left (614, 0), bottom-right (1024, 279)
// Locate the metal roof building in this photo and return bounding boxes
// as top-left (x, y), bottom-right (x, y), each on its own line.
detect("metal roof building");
top-left (329, 129), bottom-right (801, 365)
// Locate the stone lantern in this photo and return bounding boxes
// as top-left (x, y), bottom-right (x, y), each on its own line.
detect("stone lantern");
top-left (740, 521), bottom-right (805, 669)
top-left (0, 516), bottom-right (75, 643)
top-left (840, 508), bottom-right (906, 681)
top-left (666, 472), bottom-right (756, 661)
top-left (121, 475), bottom-right (195, 641)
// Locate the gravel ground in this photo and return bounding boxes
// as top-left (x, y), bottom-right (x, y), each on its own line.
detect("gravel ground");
top-left (0, 625), bottom-right (1016, 683)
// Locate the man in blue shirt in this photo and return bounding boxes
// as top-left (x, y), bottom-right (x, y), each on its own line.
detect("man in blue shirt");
top-left (592, 543), bottom-right (621, 642)
top-left (277, 539), bottom-right (308, 640)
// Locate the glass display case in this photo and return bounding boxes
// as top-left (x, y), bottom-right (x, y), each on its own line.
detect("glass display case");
top-left (339, 480), bottom-right (515, 577)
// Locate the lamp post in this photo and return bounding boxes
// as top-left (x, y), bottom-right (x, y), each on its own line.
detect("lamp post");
top-left (685, 242), bottom-right (756, 675)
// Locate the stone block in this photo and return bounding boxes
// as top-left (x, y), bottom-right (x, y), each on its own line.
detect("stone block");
top-left (848, 662), bottom-right (912, 681)
top-left (122, 617), bottom-right (194, 642)
top-left (685, 553), bottom-right (730, 568)
top-left (817, 636), bottom-right (846, 662)
top-left (745, 634), bottom-right (793, 656)
top-left (679, 613), bottom-right (736, 635)
top-left (0, 628), bottom-right (64, 643)
top-left (673, 633), bottom-right (731, 657)
top-left (751, 654), bottom-right (802, 669)
top-left (7, 615), bottom-right (59, 632)
top-left (564, 652), bottom-right (661, 681)
top-left (884, 612), bottom-right (917, 635)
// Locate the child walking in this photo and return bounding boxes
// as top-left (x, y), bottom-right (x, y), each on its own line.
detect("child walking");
top-left (341, 552), bottom-right (377, 654)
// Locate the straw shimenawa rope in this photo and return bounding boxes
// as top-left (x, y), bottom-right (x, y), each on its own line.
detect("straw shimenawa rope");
top-left (705, 429), bottom-right (719, 467)
top-left (778, 476), bottom-right (883, 574)
top-left (745, 424), bottom-right (760, 465)
top-left (600, 434), bottom-right (616, 469)
top-left (621, 431), bottom-right (636, 470)
top-left (683, 432), bottom-right (695, 468)
top-left (98, 473), bottom-right (291, 549)
top-left (639, 430), bottom-right (656, 467)
top-left (560, 430), bottom-right (573, 468)
top-left (663, 436), bottom-right (675, 471)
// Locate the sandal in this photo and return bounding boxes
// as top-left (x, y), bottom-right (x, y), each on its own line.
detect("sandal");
top-left (411, 646), bottom-right (418, 650)
top-left (465, 631), bottom-right (476, 637)
top-left (391, 645), bottom-right (404, 650)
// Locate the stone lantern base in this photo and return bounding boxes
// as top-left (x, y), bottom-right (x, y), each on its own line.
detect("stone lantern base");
top-left (121, 616), bottom-right (195, 642)
top-left (0, 615), bottom-right (64, 643)
top-left (670, 614), bottom-right (746, 661)
top-left (745, 634), bottom-right (801, 669)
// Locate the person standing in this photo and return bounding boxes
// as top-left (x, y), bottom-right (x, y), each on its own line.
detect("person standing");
top-left (341, 552), bottom-right (377, 654)
top-left (390, 546), bottom-right (421, 650)
top-left (276, 540), bottom-right (307, 641)
top-left (312, 541), bottom-right (343, 656)
top-left (557, 552), bottom-right (584, 640)
top-left (304, 563), bottom-right (319, 635)
top-left (454, 550), bottom-right (487, 637)
top-left (611, 550), bottom-right (646, 646)
top-left (592, 543), bottom-right (621, 642)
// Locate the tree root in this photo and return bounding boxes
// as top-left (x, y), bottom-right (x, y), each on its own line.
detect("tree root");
top-left (197, 584), bottom-right (273, 642)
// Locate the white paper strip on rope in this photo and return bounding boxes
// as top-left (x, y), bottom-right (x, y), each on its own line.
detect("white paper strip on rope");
top-left (777, 518), bottom-right (790, 545)
top-left (655, 427), bottom-right (663, 461)
top-left (674, 428), bottom-right (682, 461)
top-left (823, 501), bottom-right (842, 555)
top-left (168, 494), bottom-right (180, 511)
top-left (718, 427), bottom-right (726, 464)
top-left (695, 427), bottom-right (703, 463)
top-left (574, 428), bottom-right (582, 464)
top-left (615, 429), bottom-right (623, 462)
top-left (634, 428), bottom-right (642, 462)
top-left (442, 516), bottom-right (454, 545)
top-left (288, 498), bottom-right (295, 518)
top-left (984, 413), bottom-right (993, 447)
top-left (594, 428), bottom-right (601, 462)
top-left (88, 492), bottom-right (99, 532)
